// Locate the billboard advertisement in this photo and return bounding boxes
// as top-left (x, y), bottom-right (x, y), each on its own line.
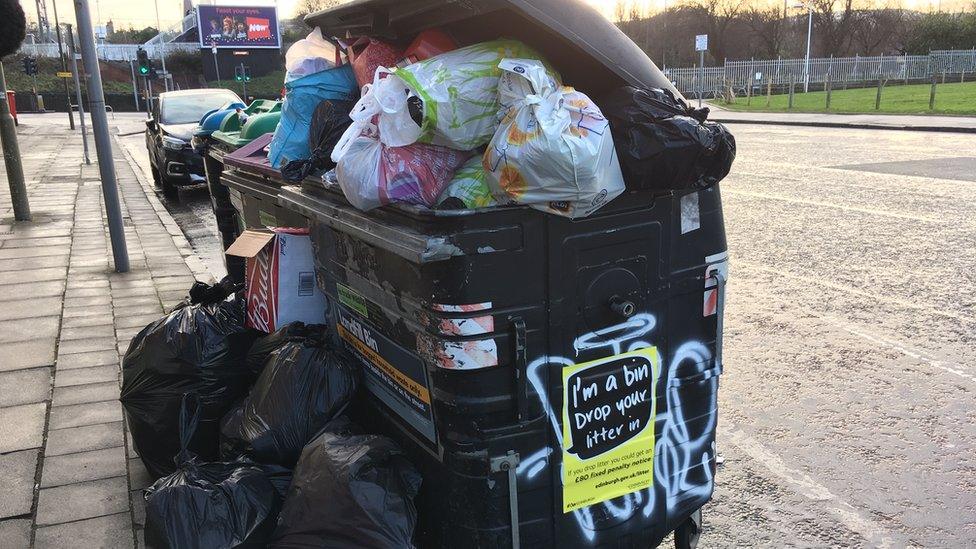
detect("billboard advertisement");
top-left (197, 5), bottom-right (281, 49)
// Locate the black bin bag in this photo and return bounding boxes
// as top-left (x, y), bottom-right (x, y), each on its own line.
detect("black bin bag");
top-left (281, 99), bottom-right (354, 183)
top-left (220, 324), bottom-right (359, 467)
top-left (145, 396), bottom-right (291, 549)
top-left (120, 278), bottom-right (262, 479)
top-left (269, 420), bottom-right (422, 548)
top-left (243, 321), bottom-right (317, 377)
top-left (602, 86), bottom-right (736, 192)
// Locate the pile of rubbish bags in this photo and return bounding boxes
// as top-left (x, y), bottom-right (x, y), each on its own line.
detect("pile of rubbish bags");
top-left (268, 28), bottom-right (735, 218)
top-left (121, 279), bottom-right (422, 548)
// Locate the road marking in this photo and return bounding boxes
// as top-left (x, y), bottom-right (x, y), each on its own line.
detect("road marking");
top-left (738, 261), bottom-right (976, 326)
top-left (736, 261), bottom-right (976, 385)
top-left (821, 315), bottom-right (976, 385)
top-left (724, 189), bottom-right (949, 224)
top-left (723, 426), bottom-right (897, 548)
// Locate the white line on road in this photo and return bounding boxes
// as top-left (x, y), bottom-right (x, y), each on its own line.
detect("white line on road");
top-left (739, 261), bottom-right (976, 326)
top-left (724, 189), bottom-right (950, 224)
top-left (723, 426), bottom-right (898, 548)
top-left (736, 260), bottom-right (976, 385)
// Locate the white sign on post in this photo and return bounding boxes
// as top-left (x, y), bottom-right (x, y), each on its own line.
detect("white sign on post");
top-left (695, 34), bottom-right (708, 52)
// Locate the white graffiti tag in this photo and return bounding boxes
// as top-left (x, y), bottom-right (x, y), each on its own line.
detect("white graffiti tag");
top-left (519, 311), bottom-right (722, 543)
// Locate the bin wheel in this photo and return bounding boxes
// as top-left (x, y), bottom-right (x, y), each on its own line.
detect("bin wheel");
top-left (161, 176), bottom-right (180, 202)
top-left (150, 164), bottom-right (161, 187)
top-left (673, 508), bottom-right (703, 549)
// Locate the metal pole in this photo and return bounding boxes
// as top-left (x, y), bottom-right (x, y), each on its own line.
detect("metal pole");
top-left (154, 0), bottom-right (169, 92)
top-left (71, 0), bottom-right (129, 272)
top-left (212, 44), bottom-right (220, 84)
top-left (804, 7), bottom-right (812, 93)
top-left (129, 59), bottom-right (139, 110)
top-left (66, 25), bottom-right (90, 165)
top-left (240, 62), bottom-right (248, 100)
top-left (698, 50), bottom-right (704, 108)
top-left (929, 74), bottom-right (937, 110)
top-left (0, 63), bottom-right (31, 221)
top-left (50, 0), bottom-right (76, 129)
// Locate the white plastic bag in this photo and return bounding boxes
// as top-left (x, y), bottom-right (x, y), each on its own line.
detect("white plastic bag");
top-left (331, 94), bottom-right (471, 211)
top-left (331, 67), bottom-right (424, 152)
top-left (483, 59), bottom-right (625, 219)
top-left (333, 130), bottom-right (385, 211)
top-left (358, 40), bottom-right (547, 150)
top-left (285, 29), bottom-right (340, 83)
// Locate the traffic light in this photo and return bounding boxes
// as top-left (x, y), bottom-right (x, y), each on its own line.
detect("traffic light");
top-left (136, 48), bottom-right (150, 76)
top-left (21, 57), bottom-right (38, 76)
top-left (234, 65), bottom-right (251, 82)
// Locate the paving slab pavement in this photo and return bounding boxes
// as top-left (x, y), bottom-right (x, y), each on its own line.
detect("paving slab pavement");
top-left (705, 104), bottom-right (976, 133)
top-left (0, 118), bottom-right (215, 547)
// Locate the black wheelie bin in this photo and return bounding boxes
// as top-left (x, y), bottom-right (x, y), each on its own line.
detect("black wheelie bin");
top-left (282, 1), bottom-right (730, 547)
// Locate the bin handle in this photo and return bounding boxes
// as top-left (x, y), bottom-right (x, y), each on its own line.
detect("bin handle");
top-left (709, 268), bottom-right (726, 369)
top-left (667, 363), bottom-right (723, 389)
top-left (511, 317), bottom-right (528, 422)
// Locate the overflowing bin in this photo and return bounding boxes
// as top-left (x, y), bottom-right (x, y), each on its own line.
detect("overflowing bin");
top-left (244, 0), bottom-right (734, 547)
top-left (177, 0), bottom-right (734, 546)
top-left (196, 101), bottom-right (288, 282)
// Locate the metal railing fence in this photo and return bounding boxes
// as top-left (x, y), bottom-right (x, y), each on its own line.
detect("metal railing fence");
top-left (17, 42), bottom-right (200, 61)
top-left (666, 49), bottom-right (976, 98)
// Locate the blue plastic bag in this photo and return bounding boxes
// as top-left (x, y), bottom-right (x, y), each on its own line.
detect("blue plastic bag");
top-left (268, 64), bottom-right (357, 169)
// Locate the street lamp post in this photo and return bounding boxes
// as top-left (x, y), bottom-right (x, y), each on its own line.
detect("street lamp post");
top-left (803, 5), bottom-right (812, 92)
top-left (154, 0), bottom-right (169, 91)
top-left (792, 2), bottom-right (814, 93)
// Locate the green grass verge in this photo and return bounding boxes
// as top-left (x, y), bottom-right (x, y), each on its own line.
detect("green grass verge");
top-left (722, 80), bottom-right (976, 116)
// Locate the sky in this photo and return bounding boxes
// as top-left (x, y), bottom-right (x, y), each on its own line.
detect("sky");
top-left (26, 0), bottom-right (621, 31)
top-left (25, 0), bottom-right (970, 34)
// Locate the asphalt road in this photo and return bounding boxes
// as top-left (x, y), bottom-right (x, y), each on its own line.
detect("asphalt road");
top-left (110, 115), bottom-right (976, 546)
top-left (708, 124), bottom-right (976, 547)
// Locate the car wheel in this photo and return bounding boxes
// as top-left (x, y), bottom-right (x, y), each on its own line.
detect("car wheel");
top-left (150, 164), bottom-right (161, 187)
top-left (161, 175), bottom-right (180, 202)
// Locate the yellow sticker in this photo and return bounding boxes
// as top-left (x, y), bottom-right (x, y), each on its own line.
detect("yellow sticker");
top-left (561, 347), bottom-right (659, 513)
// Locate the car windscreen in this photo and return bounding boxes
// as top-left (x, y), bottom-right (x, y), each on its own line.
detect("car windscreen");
top-left (160, 92), bottom-right (241, 125)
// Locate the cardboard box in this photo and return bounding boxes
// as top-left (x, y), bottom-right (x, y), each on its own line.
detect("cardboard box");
top-left (226, 228), bottom-right (326, 332)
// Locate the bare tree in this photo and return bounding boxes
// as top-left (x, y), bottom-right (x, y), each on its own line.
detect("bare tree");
top-left (697, 0), bottom-right (748, 62)
top-left (744, 5), bottom-right (787, 58)
top-left (850, 7), bottom-right (907, 54)
top-left (807, 0), bottom-right (858, 57)
top-left (296, 0), bottom-right (344, 19)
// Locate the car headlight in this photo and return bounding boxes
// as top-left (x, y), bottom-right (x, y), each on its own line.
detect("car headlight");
top-left (162, 136), bottom-right (188, 151)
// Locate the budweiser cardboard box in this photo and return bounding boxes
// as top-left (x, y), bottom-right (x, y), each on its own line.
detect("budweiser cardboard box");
top-left (226, 228), bottom-right (326, 332)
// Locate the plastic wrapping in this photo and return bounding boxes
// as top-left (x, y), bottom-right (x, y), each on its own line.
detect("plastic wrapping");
top-left (244, 322), bottom-right (315, 376)
top-left (436, 156), bottom-right (497, 209)
top-left (332, 119), bottom-right (471, 211)
top-left (345, 37), bottom-right (403, 88)
top-left (267, 65), bottom-right (358, 169)
top-left (220, 325), bottom-right (358, 467)
top-left (120, 279), bottom-right (261, 479)
top-left (601, 86), bottom-right (736, 191)
top-left (361, 40), bottom-right (548, 150)
top-left (484, 59), bottom-right (625, 219)
top-left (269, 420), bottom-right (422, 549)
top-left (144, 396), bottom-right (290, 549)
top-left (280, 99), bottom-right (353, 183)
top-left (285, 28), bottom-right (340, 83)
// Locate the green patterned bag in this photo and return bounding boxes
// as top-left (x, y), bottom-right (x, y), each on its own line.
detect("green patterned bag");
top-left (386, 40), bottom-right (551, 150)
top-left (437, 156), bottom-right (497, 209)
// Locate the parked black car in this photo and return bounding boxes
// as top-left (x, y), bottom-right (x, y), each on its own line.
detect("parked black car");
top-left (146, 89), bottom-right (242, 200)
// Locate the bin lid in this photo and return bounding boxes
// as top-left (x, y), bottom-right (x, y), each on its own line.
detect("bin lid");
top-left (303, 0), bottom-right (680, 97)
